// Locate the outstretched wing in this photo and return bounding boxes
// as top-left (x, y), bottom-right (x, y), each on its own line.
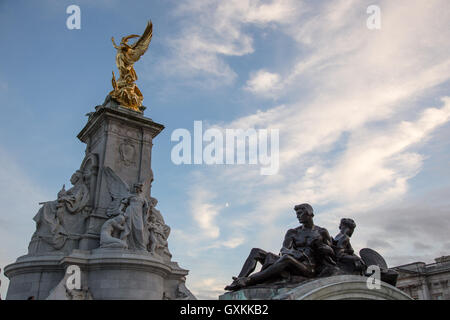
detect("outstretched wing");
top-left (129, 21), bottom-right (153, 62)
top-left (141, 168), bottom-right (154, 203)
top-left (103, 167), bottom-right (130, 216)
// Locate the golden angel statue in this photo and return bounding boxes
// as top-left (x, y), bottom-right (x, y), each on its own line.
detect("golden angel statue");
top-left (110, 21), bottom-right (153, 112)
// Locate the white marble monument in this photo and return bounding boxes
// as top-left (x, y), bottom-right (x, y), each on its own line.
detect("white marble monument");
top-left (4, 97), bottom-right (195, 300)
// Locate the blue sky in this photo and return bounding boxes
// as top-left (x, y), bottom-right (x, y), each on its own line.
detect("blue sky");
top-left (1, 0), bottom-right (450, 299)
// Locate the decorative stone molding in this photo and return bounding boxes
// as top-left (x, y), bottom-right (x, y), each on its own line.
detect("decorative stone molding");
top-left (220, 275), bottom-right (413, 300)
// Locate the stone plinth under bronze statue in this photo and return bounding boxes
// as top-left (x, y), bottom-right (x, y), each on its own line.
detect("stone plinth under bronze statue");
top-left (220, 275), bottom-right (412, 300)
top-left (4, 98), bottom-right (195, 300)
top-left (220, 204), bottom-right (410, 300)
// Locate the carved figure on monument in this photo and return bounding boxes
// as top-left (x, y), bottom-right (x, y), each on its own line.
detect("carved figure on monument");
top-left (56, 170), bottom-right (90, 214)
top-left (225, 204), bottom-right (338, 291)
top-left (123, 182), bottom-right (149, 251)
top-left (100, 214), bottom-right (129, 249)
top-left (147, 197), bottom-right (172, 258)
top-left (29, 169), bottom-right (91, 254)
top-left (332, 218), bottom-right (366, 275)
top-left (103, 167), bottom-right (149, 251)
top-left (110, 21), bottom-right (153, 112)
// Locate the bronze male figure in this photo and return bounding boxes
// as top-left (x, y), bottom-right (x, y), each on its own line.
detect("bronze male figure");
top-left (225, 204), bottom-right (337, 291)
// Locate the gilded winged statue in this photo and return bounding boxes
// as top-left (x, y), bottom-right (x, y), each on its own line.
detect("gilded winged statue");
top-left (110, 21), bottom-right (153, 112)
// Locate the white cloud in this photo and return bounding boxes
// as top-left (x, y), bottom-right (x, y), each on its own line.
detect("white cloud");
top-left (171, 0), bottom-right (450, 298)
top-left (187, 277), bottom-right (227, 300)
top-left (222, 237), bottom-right (245, 248)
top-left (161, 0), bottom-right (302, 85)
top-left (294, 97), bottom-right (450, 207)
top-left (244, 70), bottom-right (281, 97)
top-left (189, 186), bottom-right (221, 239)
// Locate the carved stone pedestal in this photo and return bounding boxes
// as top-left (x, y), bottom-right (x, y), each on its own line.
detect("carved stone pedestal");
top-left (5, 98), bottom-right (195, 300)
top-left (5, 249), bottom-right (194, 300)
top-left (77, 97), bottom-right (165, 251)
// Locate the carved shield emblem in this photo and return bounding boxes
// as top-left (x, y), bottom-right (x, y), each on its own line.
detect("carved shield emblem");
top-left (119, 140), bottom-right (136, 166)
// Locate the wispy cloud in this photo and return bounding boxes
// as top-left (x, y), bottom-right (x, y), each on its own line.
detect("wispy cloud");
top-left (189, 186), bottom-right (221, 239)
top-left (188, 277), bottom-right (228, 300)
top-left (244, 70), bottom-right (281, 97)
top-left (159, 0), bottom-right (302, 85)
top-left (166, 0), bottom-right (450, 298)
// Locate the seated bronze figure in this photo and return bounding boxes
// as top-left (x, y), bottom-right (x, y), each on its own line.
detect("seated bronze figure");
top-left (225, 204), bottom-right (398, 291)
top-left (332, 218), bottom-right (366, 275)
top-left (225, 204), bottom-right (338, 291)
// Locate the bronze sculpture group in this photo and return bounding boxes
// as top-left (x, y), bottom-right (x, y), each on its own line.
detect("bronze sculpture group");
top-left (225, 203), bottom-right (398, 291)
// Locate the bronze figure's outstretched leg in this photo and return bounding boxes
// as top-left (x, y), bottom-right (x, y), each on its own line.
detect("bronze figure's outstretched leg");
top-left (224, 204), bottom-right (338, 292)
top-left (237, 248), bottom-right (269, 278)
top-left (225, 248), bottom-right (269, 291)
top-left (242, 255), bottom-right (314, 288)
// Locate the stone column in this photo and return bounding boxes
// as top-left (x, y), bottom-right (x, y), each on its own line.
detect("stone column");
top-left (418, 279), bottom-right (431, 300)
top-left (77, 99), bottom-right (164, 250)
top-left (404, 285), bottom-right (412, 297)
top-left (440, 280), bottom-right (449, 300)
